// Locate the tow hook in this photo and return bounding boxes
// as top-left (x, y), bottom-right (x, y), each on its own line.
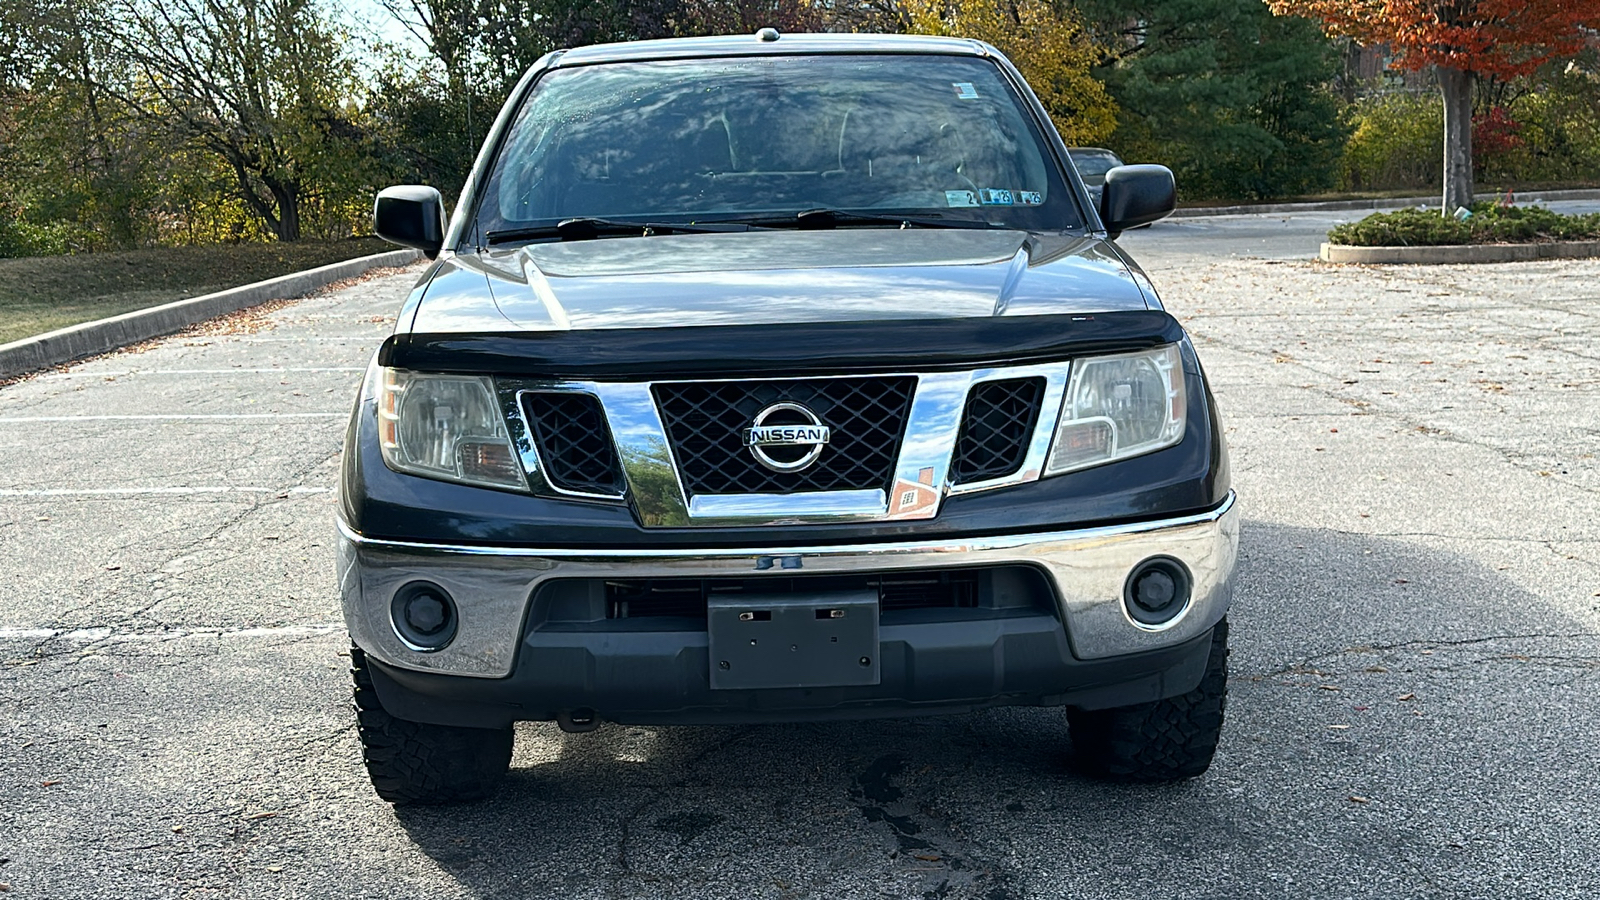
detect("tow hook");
top-left (556, 708), bottom-right (602, 733)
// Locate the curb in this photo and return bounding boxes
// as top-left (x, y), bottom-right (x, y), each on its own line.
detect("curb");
top-left (1319, 240), bottom-right (1600, 265)
top-left (0, 248), bottom-right (421, 379)
top-left (1174, 188), bottom-right (1600, 218)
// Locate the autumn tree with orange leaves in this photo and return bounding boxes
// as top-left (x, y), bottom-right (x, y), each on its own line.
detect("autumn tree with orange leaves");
top-left (1267, 0), bottom-right (1600, 213)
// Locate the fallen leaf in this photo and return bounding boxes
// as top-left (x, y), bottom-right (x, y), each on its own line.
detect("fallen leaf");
top-left (1318, 684), bottom-right (1342, 692)
top-left (1328, 724), bottom-right (1350, 730)
top-left (1348, 795), bottom-right (1370, 804)
top-left (0, 882), bottom-right (10, 892)
top-left (41, 779), bottom-right (61, 787)
top-left (1397, 693), bottom-right (1416, 702)
top-left (266, 866), bottom-right (284, 873)
top-left (172, 825), bottom-right (184, 834)
top-left (244, 811), bottom-right (277, 821)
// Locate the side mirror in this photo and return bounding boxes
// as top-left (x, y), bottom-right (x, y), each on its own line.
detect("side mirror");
top-left (1100, 165), bottom-right (1176, 238)
top-left (374, 185), bottom-right (447, 258)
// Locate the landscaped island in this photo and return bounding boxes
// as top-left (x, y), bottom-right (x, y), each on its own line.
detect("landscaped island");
top-left (1321, 203), bottom-right (1600, 264)
top-left (1328, 204), bottom-right (1600, 247)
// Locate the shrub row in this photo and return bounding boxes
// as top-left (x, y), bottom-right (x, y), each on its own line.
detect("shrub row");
top-left (1328, 204), bottom-right (1600, 246)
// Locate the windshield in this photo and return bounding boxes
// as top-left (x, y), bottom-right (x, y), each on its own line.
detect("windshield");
top-left (476, 54), bottom-right (1079, 239)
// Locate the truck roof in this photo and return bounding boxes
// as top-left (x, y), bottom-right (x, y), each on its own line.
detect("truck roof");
top-left (551, 32), bottom-right (994, 67)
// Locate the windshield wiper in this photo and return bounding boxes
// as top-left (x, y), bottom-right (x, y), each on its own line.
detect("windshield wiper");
top-left (712, 208), bottom-right (998, 231)
top-left (486, 217), bottom-right (760, 245)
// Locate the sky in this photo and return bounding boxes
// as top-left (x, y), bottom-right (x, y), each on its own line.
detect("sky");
top-left (337, 0), bottom-right (431, 67)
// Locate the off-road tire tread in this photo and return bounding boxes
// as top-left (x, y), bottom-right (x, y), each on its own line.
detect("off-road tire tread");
top-left (350, 645), bottom-right (513, 805)
top-left (1067, 619), bottom-right (1229, 782)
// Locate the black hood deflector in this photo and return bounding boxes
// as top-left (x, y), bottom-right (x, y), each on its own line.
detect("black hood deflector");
top-left (379, 310), bottom-right (1184, 379)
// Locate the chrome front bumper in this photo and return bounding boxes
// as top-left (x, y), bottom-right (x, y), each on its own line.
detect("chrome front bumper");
top-left (338, 492), bottom-right (1238, 679)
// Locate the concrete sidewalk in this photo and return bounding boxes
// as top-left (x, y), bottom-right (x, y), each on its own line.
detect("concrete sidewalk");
top-left (0, 247), bottom-right (419, 380)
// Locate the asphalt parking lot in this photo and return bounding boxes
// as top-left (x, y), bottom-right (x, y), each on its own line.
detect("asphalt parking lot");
top-left (3, 222), bottom-right (1599, 898)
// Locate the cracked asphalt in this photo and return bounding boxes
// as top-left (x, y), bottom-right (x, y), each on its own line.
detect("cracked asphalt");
top-left (3, 224), bottom-right (1599, 899)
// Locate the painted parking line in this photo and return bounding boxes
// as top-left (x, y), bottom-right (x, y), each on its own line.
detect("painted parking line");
top-left (39, 367), bottom-right (365, 379)
top-left (0, 623), bottom-right (344, 643)
top-left (220, 336), bottom-right (379, 343)
top-left (0, 413), bottom-right (344, 423)
top-left (0, 486), bottom-right (333, 497)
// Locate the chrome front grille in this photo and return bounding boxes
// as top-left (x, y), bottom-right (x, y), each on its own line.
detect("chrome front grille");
top-left (497, 361), bottom-right (1071, 526)
top-left (651, 376), bottom-right (916, 497)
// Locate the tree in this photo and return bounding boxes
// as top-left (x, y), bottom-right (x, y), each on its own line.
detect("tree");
top-left (900, 0), bottom-right (1118, 146)
top-left (0, 0), bottom-right (172, 252)
top-left (1078, 0), bottom-right (1348, 202)
top-left (97, 0), bottom-right (370, 241)
top-left (1268, 0), bottom-right (1600, 212)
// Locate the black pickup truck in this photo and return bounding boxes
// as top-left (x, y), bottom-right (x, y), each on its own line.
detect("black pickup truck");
top-left (339, 31), bottom-right (1237, 805)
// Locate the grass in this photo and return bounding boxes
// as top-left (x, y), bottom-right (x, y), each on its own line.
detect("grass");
top-left (1327, 203), bottom-right (1600, 247)
top-left (0, 237), bottom-right (389, 345)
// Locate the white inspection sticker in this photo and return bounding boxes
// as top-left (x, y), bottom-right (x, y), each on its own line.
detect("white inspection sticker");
top-left (952, 82), bottom-right (979, 100)
top-left (945, 190), bottom-right (980, 208)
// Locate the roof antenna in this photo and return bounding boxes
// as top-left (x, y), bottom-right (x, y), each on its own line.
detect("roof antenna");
top-left (755, 27), bottom-right (780, 42)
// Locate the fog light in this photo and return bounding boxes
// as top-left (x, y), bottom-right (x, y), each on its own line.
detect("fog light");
top-left (1125, 558), bottom-right (1191, 626)
top-left (390, 581), bottom-right (458, 651)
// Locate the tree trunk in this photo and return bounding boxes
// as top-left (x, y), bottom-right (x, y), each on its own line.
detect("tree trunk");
top-left (265, 177), bottom-right (301, 242)
top-left (1439, 65), bottom-right (1474, 214)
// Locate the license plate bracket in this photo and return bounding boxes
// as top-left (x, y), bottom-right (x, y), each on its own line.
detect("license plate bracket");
top-left (708, 590), bottom-right (880, 690)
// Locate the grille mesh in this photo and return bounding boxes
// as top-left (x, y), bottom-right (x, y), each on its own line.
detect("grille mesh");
top-left (522, 392), bottom-right (625, 496)
top-left (951, 377), bottom-right (1046, 484)
top-left (653, 377), bottom-right (916, 497)
top-left (605, 570), bottom-right (994, 619)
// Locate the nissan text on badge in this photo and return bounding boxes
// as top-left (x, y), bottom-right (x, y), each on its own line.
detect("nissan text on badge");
top-left (343, 30), bottom-right (1237, 805)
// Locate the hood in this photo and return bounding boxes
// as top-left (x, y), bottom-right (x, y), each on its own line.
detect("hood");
top-left (405, 229), bottom-right (1151, 334)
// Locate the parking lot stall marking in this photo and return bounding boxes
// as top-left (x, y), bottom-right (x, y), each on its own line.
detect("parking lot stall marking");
top-left (0, 413), bottom-right (344, 423)
top-left (37, 367), bottom-right (365, 379)
top-left (0, 623), bottom-right (344, 642)
top-left (0, 485), bottom-right (332, 497)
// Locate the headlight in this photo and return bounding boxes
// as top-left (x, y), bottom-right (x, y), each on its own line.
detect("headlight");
top-left (377, 368), bottom-right (526, 490)
top-left (1044, 343), bottom-right (1187, 476)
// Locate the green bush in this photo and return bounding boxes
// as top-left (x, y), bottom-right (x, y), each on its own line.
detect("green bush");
top-left (1485, 69), bottom-right (1600, 185)
top-left (0, 213), bottom-right (86, 258)
top-left (1339, 92), bottom-right (1442, 192)
top-left (1328, 203), bottom-right (1600, 246)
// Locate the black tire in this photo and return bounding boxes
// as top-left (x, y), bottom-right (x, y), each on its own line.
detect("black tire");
top-left (1067, 619), bottom-right (1229, 782)
top-left (350, 645), bottom-right (514, 805)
